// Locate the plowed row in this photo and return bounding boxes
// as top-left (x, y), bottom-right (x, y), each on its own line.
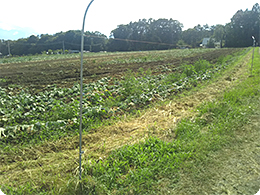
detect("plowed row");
top-left (0, 48), bottom-right (240, 90)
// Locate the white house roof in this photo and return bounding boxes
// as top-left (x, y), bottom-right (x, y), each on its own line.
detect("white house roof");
top-left (202, 38), bottom-right (210, 45)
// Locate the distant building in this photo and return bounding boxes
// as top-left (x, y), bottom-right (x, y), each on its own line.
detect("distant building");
top-left (68, 50), bottom-right (80, 54)
top-left (200, 38), bottom-right (221, 48)
top-left (200, 38), bottom-right (210, 48)
top-left (214, 42), bottom-right (221, 48)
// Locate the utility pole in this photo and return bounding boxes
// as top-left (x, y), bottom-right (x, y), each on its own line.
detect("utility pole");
top-left (62, 41), bottom-right (65, 54)
top-left (90, 38), bottom-right (93, 52)
top-left (7, 41), bottom-right (11, 56)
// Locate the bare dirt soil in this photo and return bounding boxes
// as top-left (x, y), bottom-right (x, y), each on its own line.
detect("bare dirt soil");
top-left (0, 49), bottom-right (239, 90)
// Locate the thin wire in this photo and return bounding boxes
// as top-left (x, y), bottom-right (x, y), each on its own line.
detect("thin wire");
top-left (5, 34), bottom-right (174, 49)
top-left (84, 34), bottom-right (175, 46)
top-left (9, 41), bottom-right (64, 46)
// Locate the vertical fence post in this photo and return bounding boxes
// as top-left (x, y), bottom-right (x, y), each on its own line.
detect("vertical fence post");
top-left (251, 36), bottom-right (255, 76)
top-left (79, 0), bottom-right (95, 180)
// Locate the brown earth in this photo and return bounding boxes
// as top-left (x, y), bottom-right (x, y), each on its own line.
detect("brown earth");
top-left (0, 48), bottom-right (240, 90)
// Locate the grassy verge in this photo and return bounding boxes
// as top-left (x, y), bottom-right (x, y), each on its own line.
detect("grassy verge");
top-left (169, 47), bottom-right (260, 194)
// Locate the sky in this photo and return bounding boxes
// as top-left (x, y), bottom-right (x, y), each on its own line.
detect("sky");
top-left (0, 0), bottom-right (258, 40)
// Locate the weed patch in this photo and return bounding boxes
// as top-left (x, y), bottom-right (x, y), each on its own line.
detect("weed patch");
top-left (75, 137), bottom-right (190, 194)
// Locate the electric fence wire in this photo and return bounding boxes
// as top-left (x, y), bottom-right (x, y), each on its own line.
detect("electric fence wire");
top-left (7, 41), bottom-right (102, 47)
top-left (84, 34), bottom-right (176, 46)
top-left (1, 33), bottom-right (177, 56)
top-left (4, 34), bottom-right (175, 47)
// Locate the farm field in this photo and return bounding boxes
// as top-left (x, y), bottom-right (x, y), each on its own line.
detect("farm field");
top-left (1, 47), bottom-right (260, 194)
top-left (0, 48), bottom-right (243, 145)
top-left (0, 48), bottom-right (239, 89)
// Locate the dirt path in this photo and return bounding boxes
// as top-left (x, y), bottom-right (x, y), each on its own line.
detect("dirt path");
top-left (211, 112), bottom-right (260, 195)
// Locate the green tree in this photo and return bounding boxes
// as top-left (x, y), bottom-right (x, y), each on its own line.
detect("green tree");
top-left (107, 24), bottom-right (131, 51)
top-left (0, 40), bottom-right (8, 56)
top-left (149, 18), bottom-right (183, 50)
top-left (1, 30), bottom-right (108, 56)
top-left (207, 38), bottom-right (215, 48)
top-left (182, 28), bottom-right (198, 47)
top-left (213, 25), bottom-right (225, 48)
top-left (225, 3), bottom-right (260, 47)
top-left (107, 18), bottom-right (183, 51)
top-left (182, 24), bottom-right (214, 48)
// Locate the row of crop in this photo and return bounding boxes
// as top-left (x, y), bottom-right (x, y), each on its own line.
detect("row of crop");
top-left (100, 48), bottom-right (222, 66)
top-left (0, 53), bottom-right (82, 64)
top-left (0, 48), bottom-right (218, 65)
top-left (0, 50), bottom-right (245, 144)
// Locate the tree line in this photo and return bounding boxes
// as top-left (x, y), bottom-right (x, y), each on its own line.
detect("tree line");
top-left (0, 31), bottom-right (107, 56)
top-left (0, 3), bottom-right (259, 56)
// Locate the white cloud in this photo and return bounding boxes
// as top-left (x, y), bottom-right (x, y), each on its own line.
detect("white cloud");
top-left (0, 22), bottom-right (15, 31)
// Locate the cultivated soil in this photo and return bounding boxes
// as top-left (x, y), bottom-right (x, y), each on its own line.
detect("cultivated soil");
top-left (0, 49), bottom-right (239, 90)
